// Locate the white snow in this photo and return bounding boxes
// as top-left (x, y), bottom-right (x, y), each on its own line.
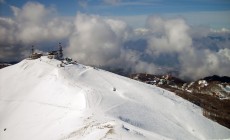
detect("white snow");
top-left (219, 84), bottom-right (230, 93)
top-left (187, 82), bottom-right (194, 88)
top-left (0, 56), bottom-right (230, 140)
top-left (198, 80), bottom-right (208, 87)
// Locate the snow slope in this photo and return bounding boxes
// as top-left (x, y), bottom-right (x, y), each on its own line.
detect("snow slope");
top-left (0, 57), bottom-right (230, 140)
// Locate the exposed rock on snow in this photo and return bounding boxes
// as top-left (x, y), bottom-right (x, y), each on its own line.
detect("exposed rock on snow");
top-left (0, 57), bottom-right (230, 140)
top-left (198, 80), bottom-right (208, 87)
top-left (130, 73), bottom-right (230, 128)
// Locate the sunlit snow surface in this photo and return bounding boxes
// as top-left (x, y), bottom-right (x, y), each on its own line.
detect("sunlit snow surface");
top-left (0, 56), bottom-right (230, 140)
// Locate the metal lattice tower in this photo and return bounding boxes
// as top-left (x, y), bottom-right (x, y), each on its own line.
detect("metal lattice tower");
top-left (31, 45), bottom-right (34, 54)
top-left (59, 43), bottom-right (63, 59)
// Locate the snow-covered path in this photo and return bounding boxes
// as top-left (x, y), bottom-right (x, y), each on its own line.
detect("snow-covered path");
top-left (0, 57), bottom-right (230, 140)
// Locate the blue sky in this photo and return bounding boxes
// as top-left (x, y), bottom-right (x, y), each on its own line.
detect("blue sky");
top-left (1, 0), bottom-right (230, 28)
top-left (0, 0), bottom-right (230, 78)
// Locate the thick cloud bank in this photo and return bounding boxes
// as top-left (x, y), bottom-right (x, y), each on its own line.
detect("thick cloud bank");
top-left (67, 13), bottom-right (158, 74)
top-left (1, 2), bottom-right (230, 80)
top-left (68, 14), bottom-right (125, 66)
top-left (0, 2), bottom-right (73, 61)
top-left (146, 16), bottom-right (192, 55)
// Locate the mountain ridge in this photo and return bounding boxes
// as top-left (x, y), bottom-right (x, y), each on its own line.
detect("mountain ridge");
top-left (0, 57), bottom-right (230, 140)
top-left (130, 73), bottom-right (230, 128)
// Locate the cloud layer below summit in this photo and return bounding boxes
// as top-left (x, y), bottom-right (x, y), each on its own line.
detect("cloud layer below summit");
top-left (0, 2), bottom-right (230, 80)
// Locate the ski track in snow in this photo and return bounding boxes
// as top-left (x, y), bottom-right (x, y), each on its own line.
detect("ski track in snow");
top-left (0, 57), bottom-right (230, 140)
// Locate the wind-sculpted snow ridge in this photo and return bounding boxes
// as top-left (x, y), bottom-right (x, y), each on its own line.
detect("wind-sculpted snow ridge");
top-left (0, 56), bottom-right (230, 140)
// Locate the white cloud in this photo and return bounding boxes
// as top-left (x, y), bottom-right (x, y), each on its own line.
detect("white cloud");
top-left (103, 0), bottom-right (121, 5)
top-left (144, 16), bottom-right (230, 80)
top-left (116, 49), bottom-right (159, 74)
top-left (78, 0), bottom-right (88, 8)
top-left (0, 1), bottom-right (230, 80)
top-left (2, 2), bottom-right (73, 44)
top-left (10, 6), bottom-right (20, 17)
top-left (10, 2), bottom-right (73, 44)
top-left (109, 15), bottom-right (147, 28)
top-left (0, 17), bottom-right (18, 43)
top-left (210, 28), bottom-right (230, 33)
top-left (146, 16), bottom-right (192, 55)
top-left (0, 2), bottom-right (73, 60)
top-left (179, 48), bottom-right (230, 80)
top-left (67, 13), bottom-right (129, 66)
top-left (14, 2), bottom-right (49, 23)
top-left (67, 13), bottom-right (160, 74)
top-left (0, 0), bottom-right (4, 3)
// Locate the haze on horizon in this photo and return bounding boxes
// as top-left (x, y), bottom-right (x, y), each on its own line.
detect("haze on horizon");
top-left (0, 0), bottom-right (230, 80)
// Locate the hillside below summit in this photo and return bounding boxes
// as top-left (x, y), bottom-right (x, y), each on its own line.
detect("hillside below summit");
top-left (0, 56), bottom-right (230, 140)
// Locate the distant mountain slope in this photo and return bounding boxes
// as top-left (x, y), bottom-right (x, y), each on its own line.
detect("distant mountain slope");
top-left (0, 61), bottom-right (19, 69)
top-left (130, 73), bottom-right (230, 128)
top-left (0, 57), bottom-right (230, 140)
top-left (0, 63), bottom-right (11, 69)
top-left (203, 75), bottom-right (230, 83)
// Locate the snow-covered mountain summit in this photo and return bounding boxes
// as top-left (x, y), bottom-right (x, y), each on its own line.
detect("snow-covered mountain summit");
top-left (0, 56), bottom-right (230, 140)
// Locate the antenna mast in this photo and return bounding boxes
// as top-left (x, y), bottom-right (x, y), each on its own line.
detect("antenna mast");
top-left (59, 42), bottom-right (63, 59)
top-left (31, 45), bottom-right (34, 54)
